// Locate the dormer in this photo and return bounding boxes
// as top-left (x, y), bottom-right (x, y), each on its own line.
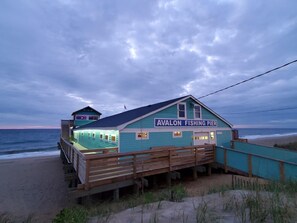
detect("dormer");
top-left (72, 106), bottom-right (102, 128)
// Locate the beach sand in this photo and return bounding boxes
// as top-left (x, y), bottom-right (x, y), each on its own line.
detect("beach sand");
top-left (0, 155), bottom-right (70, 222)
top-left (1, 134), bottom-right (296, 222)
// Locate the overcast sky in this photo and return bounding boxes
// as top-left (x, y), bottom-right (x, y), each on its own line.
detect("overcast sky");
top-left (0, 0), bottom-right (296, 129)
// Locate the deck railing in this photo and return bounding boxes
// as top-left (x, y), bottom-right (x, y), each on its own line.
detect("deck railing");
top-left (216, 146), bottom-right (297, 181)
top-left (59, 137), bottom-right (215, 190)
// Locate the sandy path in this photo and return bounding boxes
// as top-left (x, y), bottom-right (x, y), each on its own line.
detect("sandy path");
top-left (0, 156), bottom-right (70, 222)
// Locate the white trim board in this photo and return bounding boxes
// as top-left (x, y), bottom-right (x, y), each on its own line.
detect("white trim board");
top-left (120, 127), bottom-right (231, 133)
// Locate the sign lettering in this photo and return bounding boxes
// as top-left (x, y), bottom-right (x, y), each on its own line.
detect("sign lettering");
top-left (154, 118), bottom-right (217, 127)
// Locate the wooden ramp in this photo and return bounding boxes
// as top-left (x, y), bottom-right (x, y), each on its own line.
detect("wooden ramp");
top-left (216, 141), bottom-right (297, 181)
top-left (59, 137), bottom-right (215, 198)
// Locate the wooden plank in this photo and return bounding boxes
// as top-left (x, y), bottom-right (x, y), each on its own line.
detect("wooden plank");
top-left (279, 161), bottom-right (285, 182)
top-left (248, 154), bottom-right (252, 177)
top-left (224, 149), bottom-right (228, 173)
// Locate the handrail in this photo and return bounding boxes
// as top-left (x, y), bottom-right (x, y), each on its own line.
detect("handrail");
top-left (84, 144), bottom-right (215, 160)
top-left (59, 136), bottom-right (215, 190)
top-left (217, 146), bottom-right (297, 166)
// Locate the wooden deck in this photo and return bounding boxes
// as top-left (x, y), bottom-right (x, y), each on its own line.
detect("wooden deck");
top-left (59, 137), bottom-right (215, 197)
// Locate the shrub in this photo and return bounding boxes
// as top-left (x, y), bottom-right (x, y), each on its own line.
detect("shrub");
top-left (53, 207), bottom-right (88, 223)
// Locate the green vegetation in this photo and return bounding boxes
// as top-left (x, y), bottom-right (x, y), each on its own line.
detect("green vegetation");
top-left (220, 179), bottom-right (297, 223)
top-left (52, 180), bottom-right (297, 223)
top-left (274, 141), bottom-right (297, 151)
top-left (53, 185), bottom-right (187, 222)
top-left (52, 207), bottom-right (88, 223)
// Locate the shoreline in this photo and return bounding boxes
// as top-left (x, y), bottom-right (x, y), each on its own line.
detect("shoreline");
top-left (247, 133), bottom-right (297, 147)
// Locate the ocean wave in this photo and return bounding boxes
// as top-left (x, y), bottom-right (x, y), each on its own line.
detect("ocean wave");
top-left (243, 132), bottom-right (297, 140)
top-left (0, 146), bottom-right (58, 155)
top-left (0, 150), bottom-right (60, 160)
top-left (1, 139), bottom-right (44, 145)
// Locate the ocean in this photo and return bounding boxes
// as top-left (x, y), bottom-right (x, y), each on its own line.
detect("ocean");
top-left (0, 129), bottom-right (60, 159)
top-left (0, 128), bottom-right (297, 159)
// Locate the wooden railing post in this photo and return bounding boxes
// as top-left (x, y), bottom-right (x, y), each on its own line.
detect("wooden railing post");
top-left (279, 161), bottom-right (285, 182)
top-left (133, 154), bottom-right (137, 179)
top-left (195, 147), bottom-right (198, 166)
top-left (248, 154), bottom-right (252, 177)
top-left (169, 150), bottom-right (172, 171)
top-left (224, 148), bottom-right (228, 173)
top-left (85, 159), bottom-right (90, 190)
top-left (76, 154), bottom-right (79, 177)
top-left (213, 145), bottom-right (216, 161)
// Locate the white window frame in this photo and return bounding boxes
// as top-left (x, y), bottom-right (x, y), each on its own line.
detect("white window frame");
top-left (173, 131), bottom-right (182, 138)
top-left (136, 132), bottom-right (149, 140)
top-left (193, 104), bottom-right (202, 119)
top-left (177, 103), bottom-right (187, 119)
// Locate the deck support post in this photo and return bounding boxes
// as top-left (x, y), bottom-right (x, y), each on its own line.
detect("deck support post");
top-left (113, 188), bottom-right (119, 201)
top-left (166, 172), bottom-right (171, 187)
top-left (192, 167), bottom-right (197, 180)
top-left (207, 165), bottom-right (212, 176)
top-left (153, 175), bottom-right (158, 189)
top-left (133, 184), bottom-right (140, 196)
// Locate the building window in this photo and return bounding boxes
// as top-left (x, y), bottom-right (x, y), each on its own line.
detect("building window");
top-left (136, 132), bottom-right (149, 140)
top-left (210, 132), bottom-right (215, 140)
top-left (100, 134), bottom-right (103, 139)
top-left (76, 115), bottom-right (87, 120)
top-left (194, 136), bottom-right (209, 140)
top-left (173, 131), bottom-right (182, 138)
top-left (89, 116), bottom-right (98, 120)
top-left (111, 136), bottom-right (116, 142)
top-left (105, 135), bottom-right (109, 140)
top-left (92, 133), bottom-right (95, 139)
top-left (177, 103), bottom-right (186, 118)
top-left (194, 105), bottom-right (201, 119)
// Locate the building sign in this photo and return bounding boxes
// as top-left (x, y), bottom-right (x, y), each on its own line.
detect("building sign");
top-left (154, 118), bottom-right (217, 127)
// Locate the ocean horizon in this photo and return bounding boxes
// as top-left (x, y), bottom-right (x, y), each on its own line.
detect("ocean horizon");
top-left (0, 128), bottom-right (297, 159)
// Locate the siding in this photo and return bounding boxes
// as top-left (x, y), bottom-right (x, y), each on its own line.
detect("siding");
top-left (216, 130), bottom-right (232, 147)
top-left (126, 98), bottom-right (230, 129)
top-left (119, 131), bottom-right (193, 152)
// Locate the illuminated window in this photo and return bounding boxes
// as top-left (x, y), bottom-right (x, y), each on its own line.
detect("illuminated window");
top-left (136, 132), bottom-right (149, 140)
top-left (105, 135), bottom-right (108, 140)
top-left (173, 131), bottom-right (182, 138)
top-left (177, 103), bottom-right (186, 118)
top-left (210, 132), bottom-right (215, 140)
top-left (194, 105), bottom-right (201, 119)
top-left (193, 136), bottom-right (209, 140)
top-left (111, 136), bottom-right (116, 142)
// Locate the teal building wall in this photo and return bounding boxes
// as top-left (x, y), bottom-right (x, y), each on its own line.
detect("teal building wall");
top-left (74, 129), bottom-right (118, 149)
top-left (119, 97), bottom-right (232, 152)
top-left (73, 111), bottom-right (100, 127)
top-left (119, 131), bottom-right (193, 152)
top-left (73, 97), bottom-right (233, 152)
top-left (127, 98), bottom-right (230, 129)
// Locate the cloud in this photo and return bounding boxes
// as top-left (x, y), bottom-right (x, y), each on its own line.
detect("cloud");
top-left (0, 0), bottom-right (297, 128)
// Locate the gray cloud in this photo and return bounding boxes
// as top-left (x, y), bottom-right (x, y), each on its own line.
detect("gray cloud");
top-left (0, 0), bottom-right (297, 128)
